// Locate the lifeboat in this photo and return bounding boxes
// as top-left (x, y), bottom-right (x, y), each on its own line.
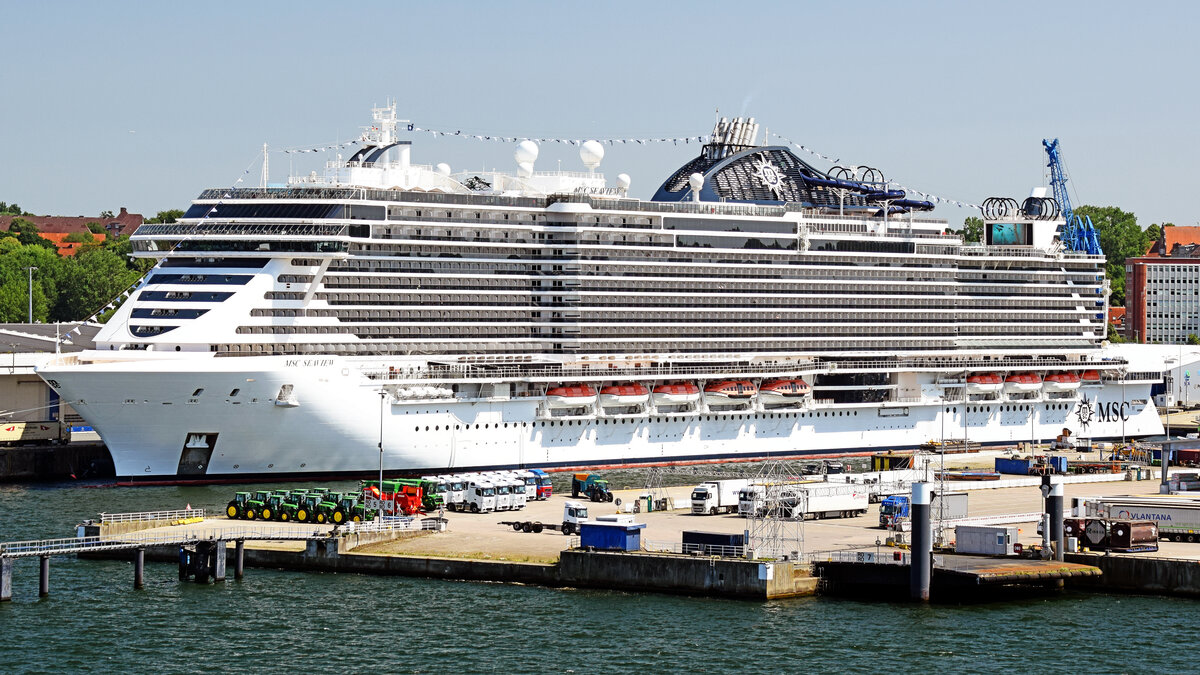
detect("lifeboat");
top-left (703, 380), bottom-right (756, 405)
top-left (759, 379), bottom-right (812, 405)
top-left (652, 382), bottom-right (701, 407)
top-left (545, 384), bottom-right (596, 409)
top-left (965, 373), bottom-right (1004, 395)
top-left (1043, 372), bottom-right (1082, 393)
top-left (1081, 370), bottom-right (1103, 387)
top-left (1003, 373), bottom-right (1042, 395)
top-left (599, 383), bottom-right (650, 407)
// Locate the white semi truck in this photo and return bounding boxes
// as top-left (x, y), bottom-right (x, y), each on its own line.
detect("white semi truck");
top-left (691, 479), bottom-right (750, 515)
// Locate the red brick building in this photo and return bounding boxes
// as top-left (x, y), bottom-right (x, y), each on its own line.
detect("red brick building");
top-left (0, 206), bottom-right (143, 238)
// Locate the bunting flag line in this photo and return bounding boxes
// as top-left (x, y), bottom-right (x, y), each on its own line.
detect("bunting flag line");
top-left (771, 132), bottom-right (981, 210)
top-left (408, 126), bottom-right (709, 147)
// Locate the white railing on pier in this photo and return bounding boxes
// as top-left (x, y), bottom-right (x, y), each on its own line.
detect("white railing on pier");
top-left (99, 508), bottom-right (205, 524)
top-left (1, 526), bottom-right (327, 559)
top-left (642, 540), bottom-right (747, 558)
top-left (342, 516), bottom-right (445, 534)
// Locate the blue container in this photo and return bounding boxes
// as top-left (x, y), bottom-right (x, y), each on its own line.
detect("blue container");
top-left (579, 522), bottom-right (645, 552)
top-left (1048, 456), bottom-right (1069, 473)
top-left (994, 457), bottom-right (1033, 475)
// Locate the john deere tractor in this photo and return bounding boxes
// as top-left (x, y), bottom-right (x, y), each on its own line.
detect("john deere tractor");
top-left (243, 490), bottom-right (273, 520)
top-left (293, 494), bottom-right (325, 523)
top-left (319, 494), bottom-right (375, 525)
top-left (260, 493), bottom-right (287, 521)
top-left (226, 492), bottom-right (251, 519)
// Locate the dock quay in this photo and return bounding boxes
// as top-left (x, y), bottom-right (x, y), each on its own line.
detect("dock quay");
top-left (5, 468), bottom-right (1200, 603)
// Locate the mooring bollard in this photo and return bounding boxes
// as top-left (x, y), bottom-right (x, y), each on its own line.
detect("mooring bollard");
top-left (234, 540), bottom-right (245, 581)
top-left (1, 557), bottom-right (13, 602)
top-left (1047, 475), bottom-right (1065, 562)
top-left (909, 482), bottom-right (932, 603)
top-left (39, 555), bottom-right (49, 597)
top-left (134, 548), bottom-right (145, 590)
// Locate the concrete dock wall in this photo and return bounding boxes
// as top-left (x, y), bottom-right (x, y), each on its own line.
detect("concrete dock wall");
top-left (558, 550), bottom-right (816, 599)
top-left (0, 443), bottom-right (112, 481)
top-left (1067, 553), bottom-right (1200, 598)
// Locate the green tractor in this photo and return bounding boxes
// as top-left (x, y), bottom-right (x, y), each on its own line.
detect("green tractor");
top-left (293, 493), bottom-right (326, 523)
top-left (226, 492), bottom-right (252, 519)
top-left (312, 492), bottom-right (345, 524)
top-left (319, 494), bottom-right (375, 525)
top-left (279, 491), bottom-right (310, 522)
top-left (260, 493), bottom-right (288, 521)
top-left (243, 490), bottom-right (273, 520)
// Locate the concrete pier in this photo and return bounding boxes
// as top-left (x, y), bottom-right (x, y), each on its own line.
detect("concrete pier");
top-left (38, 555), bottom-right (49, 597)
top-left (213, 540), bottom-right (226, 582)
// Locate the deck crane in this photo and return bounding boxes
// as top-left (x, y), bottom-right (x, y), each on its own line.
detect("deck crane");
top-left (1043, 138), bottom-right (1102, 255)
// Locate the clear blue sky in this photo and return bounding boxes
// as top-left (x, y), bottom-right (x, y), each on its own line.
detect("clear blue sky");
top-left (3, 0), bottom-right (1196, 228)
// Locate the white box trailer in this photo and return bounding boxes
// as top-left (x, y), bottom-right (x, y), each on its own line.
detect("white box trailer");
top-left (691, 479), bottom-right (750, 515)
top-left (788, 485), bottom-right (870, 520)
top-left (1084, 496), bottom-right (1200, 541)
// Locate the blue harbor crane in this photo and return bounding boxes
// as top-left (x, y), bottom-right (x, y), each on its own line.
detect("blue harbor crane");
top-left (1043, 138), bottom-right (1102, 255)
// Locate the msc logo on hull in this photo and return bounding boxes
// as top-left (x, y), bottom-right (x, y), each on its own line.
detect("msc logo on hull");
top-left (1076, 396), bottom-right (1131, 430)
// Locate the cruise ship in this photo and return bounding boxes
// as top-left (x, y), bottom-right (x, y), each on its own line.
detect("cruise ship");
top-left (38, 104), bottom-right (1164, 483)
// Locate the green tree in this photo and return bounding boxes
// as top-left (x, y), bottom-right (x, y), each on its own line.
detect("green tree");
top-left (0, 202), bottom-right (27, 216)
top-left (1076, 205), bottom-right (1154, 307)
top-left (103, 234), bottom-right (156, 273)
top-left (6, 218), bottom-right (58, 251)
top-left (144, 209), bottom-right (184, 224)
top-left (1107, 326), bottom-right (1127, 343)
top-left (99, 210), bottom-right (114, 219)
top-left (54, 248), bottom-right (141, 321)
top-left (951, 216), bottom-right (983, 243)
top-left (0, 238), bottom-right (65, 322)
top-left (86, 222), bottom-right (105, 235)
top-left (1189, 334), bottom-right (1200, 346)
top-left (63, 231), bottom-right (95, 243)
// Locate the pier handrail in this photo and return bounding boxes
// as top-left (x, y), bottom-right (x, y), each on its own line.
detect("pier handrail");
top-left (0, 526), bottom-right (328, 559)
top-left (643, 540), bottom-right (747, 558)
top-left (99, 508), bottom-right (205, 524)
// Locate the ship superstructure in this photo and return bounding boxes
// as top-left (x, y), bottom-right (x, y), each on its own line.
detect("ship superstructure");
top-left (39, 104), bottom-right (1163, 482)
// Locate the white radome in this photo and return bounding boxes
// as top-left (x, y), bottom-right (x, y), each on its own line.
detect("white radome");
top-left (436, 163), bottom-right (451, 176)
top-left (515, 140), bottom-right (539, 164)
top-left (580, 140), bottom-right (604, 170)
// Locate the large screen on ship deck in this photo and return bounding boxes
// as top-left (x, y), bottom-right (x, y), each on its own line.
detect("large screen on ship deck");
top-left (986, 222), bottom-right (1031, 246)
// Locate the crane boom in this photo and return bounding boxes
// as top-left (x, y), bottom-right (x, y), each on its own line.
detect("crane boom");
top-left (1043, 138), bottom-right (1101, 255)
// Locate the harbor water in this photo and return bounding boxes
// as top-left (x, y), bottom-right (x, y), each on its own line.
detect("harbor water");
top-left (1, 480), bottom-right (1197, 673)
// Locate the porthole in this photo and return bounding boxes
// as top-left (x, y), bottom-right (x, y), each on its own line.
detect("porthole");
top-left (425, 426), bottom-right (429, 431)
top-left (414, 427), bottom-right (419, 432)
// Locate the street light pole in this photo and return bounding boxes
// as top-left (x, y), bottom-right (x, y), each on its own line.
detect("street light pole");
top-left (25, 267), bottom-right (37, 323)
top-left (378, 389), bottom-right (386, 522)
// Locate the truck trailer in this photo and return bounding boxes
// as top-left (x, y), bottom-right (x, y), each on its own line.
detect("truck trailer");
top-left (691, 479), bottom-right (750, 515)
top-left (1083, 496), bottom-right (1200, 541)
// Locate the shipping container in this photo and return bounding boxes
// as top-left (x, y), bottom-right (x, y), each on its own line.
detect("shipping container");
top-left (579, 522), bottom-right (644, 552)
top-left (955, 525), bottom-right (1018, 555)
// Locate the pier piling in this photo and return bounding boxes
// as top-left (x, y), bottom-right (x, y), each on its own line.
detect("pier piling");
top-left (234, 540), bottom-right (244, 580)
top-left (1046, 475), bottom-right (1065, 562)
top-left (134, 548), bottom-right (145, 590)
top-left (38, 555), bottom-right (49, 597)
top-left (213, 540), bottom-right (226, 582)
top-left (1, 557), bottom-right (12, 601)
top-left (909, 482), bottom-right (932, 602)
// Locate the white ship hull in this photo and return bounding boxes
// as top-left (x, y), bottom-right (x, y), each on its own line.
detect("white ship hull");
top-left (39, 354), bottom-right (1164, 483)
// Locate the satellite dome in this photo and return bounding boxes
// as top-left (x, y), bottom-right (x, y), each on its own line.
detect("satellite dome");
top-left (514, 140), bottom-right (539, 164)
top-left (688, 173), bottom-right (704, 192)
top-left (436, 163), bottom-right (451, 176)
top-left (517, 161), bottom-right (535, 178)
top-left (616, 173), bottom-right (631, 192)
top-left (580, 140), bottom-right (604, 171)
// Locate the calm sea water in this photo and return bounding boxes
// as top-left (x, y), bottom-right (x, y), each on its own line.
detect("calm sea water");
top-left (0, 479), bottom-right (1196, 674)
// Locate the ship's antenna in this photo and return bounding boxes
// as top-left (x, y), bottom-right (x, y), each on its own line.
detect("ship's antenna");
top-left (261, 143), bottom-right (269, 188)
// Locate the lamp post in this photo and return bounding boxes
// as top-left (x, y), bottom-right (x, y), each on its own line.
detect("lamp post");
top-left (377, 389), bottom-right (386, 522)
top-left (25, 267), bottom-right (37, 323)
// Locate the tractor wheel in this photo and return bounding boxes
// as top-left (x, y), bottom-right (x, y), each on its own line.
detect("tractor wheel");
top-left (226, 504), bottom-right (238, 519)
top-left (606, 493), bottom-right (614, 503)
top-left (333, 509), bottom-right (345, 524)
top-left (352, 514), bottom-right (362, 522)
top-left (262, 508), bottom-right (272, 520)
top-left (245, 509), bottom-right (256, 521)
top-left (512, 522), bottom-right (523, 531)
top-left (280, 512), bottom-right (289, 522)
top-left (296, 509), bottom-right (308, 522)
top-left (316, 513), bottom-right (326, 524)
